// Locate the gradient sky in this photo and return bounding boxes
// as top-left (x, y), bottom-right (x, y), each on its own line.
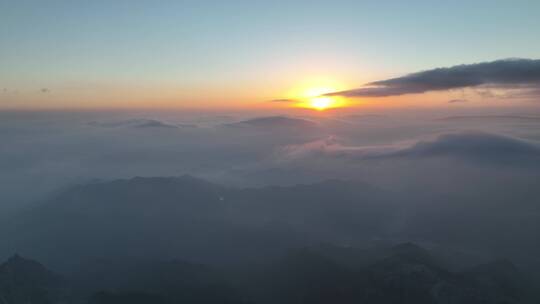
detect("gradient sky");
top-left (1, 0), bottom-right (540, 109)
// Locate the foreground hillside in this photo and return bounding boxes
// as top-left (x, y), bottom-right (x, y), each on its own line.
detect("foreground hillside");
top-left (0, 243), bottom-right (537, 304)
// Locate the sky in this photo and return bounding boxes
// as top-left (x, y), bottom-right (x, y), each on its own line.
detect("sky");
top-left (1, 0), bottom-right (540, 109)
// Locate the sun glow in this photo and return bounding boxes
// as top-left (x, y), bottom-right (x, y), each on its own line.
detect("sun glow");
top-left (300, 86), bottom-right (344, 111)
top-left (281, 79), bottom-right (348, 111)
top-left (310, 96), bottom-right (333, 110)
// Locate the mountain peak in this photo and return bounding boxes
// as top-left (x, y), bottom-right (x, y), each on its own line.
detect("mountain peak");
top-left (384, 242), bottom-right (438, 266)
top-left (3, 253), bottom-right (42, 269)
top-left (7, 253), bottom-right (23, 262)
top-left (466, 258), bottom-right (521, 278)
top-left (0, 254), bottom-right (62, 286)
top-left (0, 255), bottom-right (65, 303)
top-left (391, 242), bottom-right (428, 255)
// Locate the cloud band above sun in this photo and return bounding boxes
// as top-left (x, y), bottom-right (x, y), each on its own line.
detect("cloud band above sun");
top-left (326, 58), bottom-right (540, 98)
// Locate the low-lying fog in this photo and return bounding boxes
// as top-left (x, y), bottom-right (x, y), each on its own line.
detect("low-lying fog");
top-left (3, 1), bottom-right (540, 301)
top-left (1, 108), bottom-right (540, 303)
top-left (2, 108), bottom-right (540, 208)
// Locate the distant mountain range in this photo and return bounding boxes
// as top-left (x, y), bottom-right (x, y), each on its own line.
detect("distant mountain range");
top-left (0, 242), bottom-right (536, 304)
top-left (226, 116), bottom-right (319, 129)
top-left (1, 175), bottom-right (539, 270)
top-left (88, 118), bottom-right (179, 129)
top-left (1, 176), bottom-right (398, 267)
top-left (251, 242), bottom-right (531, 304)
top-left (0, 175), bottom-right (539, 303)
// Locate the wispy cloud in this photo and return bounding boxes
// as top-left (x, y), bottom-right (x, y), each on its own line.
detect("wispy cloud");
top-left (269, 98), bottom-right (298, 103)
top-left (448, 99), bottom-right (468, 103)
top-left (327, 58), bottom-right (540, 98)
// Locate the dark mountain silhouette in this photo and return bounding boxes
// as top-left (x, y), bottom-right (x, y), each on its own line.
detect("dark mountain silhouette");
top-left (133, 119), bottom-right (178, 128)
top-left (88, 118), bottom-right (179, 129)
top-left (1, 175), bottom-right (539, 275)
top-left (243, 243), bottom-right (532, 304)
top-left (256, 248), bottom-right (359, 304)
top-left (0, 175), bottom-right (537, 274)
top-left (0, 244), bottom-right (535, 304)
top-left (363, 244), bottom-right (458, 304)
top-left (0, 255), bottom-right (248, 304)
top-left (76, 259), bottom-right (249, 304)
top-left (384, 242), bottom-right (441, 268)
top-left (87, 291), bottom-right (167, 304)
top-left (1, 176), bottom-right (398, 268)
top-left (0, 175), bottom-right (539, 303)
top-left (0, 255), bottom-right (66, 304)
top-left (462, 259), bottom-right (529, 303)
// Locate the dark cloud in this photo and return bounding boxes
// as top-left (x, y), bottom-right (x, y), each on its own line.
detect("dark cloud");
top-left (327, 58), bottom-right (540, 97)
top-left (40, 88), bottom-right (50, 93)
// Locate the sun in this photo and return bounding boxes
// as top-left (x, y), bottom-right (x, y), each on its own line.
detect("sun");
top-left (310, 96), bottom-right (333, 110)
top-left (300, 87), bottom-right (343, 111)
top-left (282, 79), bottom-right (347, 111)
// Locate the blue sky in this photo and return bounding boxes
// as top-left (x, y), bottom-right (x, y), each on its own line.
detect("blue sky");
top-left (1, 0), bottom-right (539, 108)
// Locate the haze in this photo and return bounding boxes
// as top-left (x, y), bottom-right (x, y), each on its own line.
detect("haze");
top-left (1, 1), bottom-right (540, 304)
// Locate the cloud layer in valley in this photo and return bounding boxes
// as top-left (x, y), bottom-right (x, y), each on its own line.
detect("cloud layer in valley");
top-left (2, 109), bottom-right (540, 289)
top-left (280, 131), bottom-right (540, 163)
top-left (1, 109), bottom-right (540, 213)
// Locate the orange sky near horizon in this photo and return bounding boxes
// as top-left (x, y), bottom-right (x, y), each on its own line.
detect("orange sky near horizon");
top-left (0, 74), bottom-right (533, 111)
